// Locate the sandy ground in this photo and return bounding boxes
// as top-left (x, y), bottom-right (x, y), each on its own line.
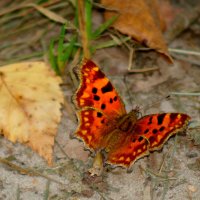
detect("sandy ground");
top-left (0, 46), bottom-right (199, 200)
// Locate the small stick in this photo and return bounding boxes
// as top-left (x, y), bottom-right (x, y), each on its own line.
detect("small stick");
top-left (128, 66), bottom-right (159, 73)
top-left (0, 157), bottom-right (66, 185)
top-left (170, 92), bottom-right (200, 96)
top-left (169, 48), bottom-right (200, 57)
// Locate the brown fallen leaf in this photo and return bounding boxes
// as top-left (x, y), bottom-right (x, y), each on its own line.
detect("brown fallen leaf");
top-left (101, 0), bottom-right (173, 63)
top-left (0, 62), bottom-right (64, 165)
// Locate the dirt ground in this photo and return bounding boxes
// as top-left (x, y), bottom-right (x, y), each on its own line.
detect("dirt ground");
top-left (0, 1), bottom-right (200, 200)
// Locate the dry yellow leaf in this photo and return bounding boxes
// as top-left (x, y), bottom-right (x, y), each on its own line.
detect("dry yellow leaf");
top-left (0, 62), bottom-right (64, 165)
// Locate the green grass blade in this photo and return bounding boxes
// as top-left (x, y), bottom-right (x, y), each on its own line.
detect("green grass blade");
top-left (91, 36), bottom-right (130, 52)
top-left (62, 36), bottom-right (77, 61)
top-left (74, 0), bottom-right (79, 27)
top-left (85, 0), bottom-right (92, 40)
top-left (92, 15), bottom-right (118, 39)
top-left (48, 39), bottom-right (60, 75)
top-left (37, 0), bottom-right (48, 4)
top-left (57, 25), bottom-right (67, 72)
top-left (57, 25), bottom-right (66, 60)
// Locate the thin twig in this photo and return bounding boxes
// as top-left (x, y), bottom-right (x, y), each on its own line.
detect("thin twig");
top-left (55, 139), bottom-right (71, 160)
top-left (137, 47), bottom-right (200, 57)
top-left (159, 145), bottom-right (173, 174)
top-left (170, 92), bottom-right (200, 96)
top-left (128, 66), bottom-right (159, 73)
top-left (142, 166), bottom-right (177, 181)
top-left (0, 157), bottom-right (66, 185)
top-left (128, 48), bottom-right (134, 71)
top-left (169, 48), bottom-right (200, 56)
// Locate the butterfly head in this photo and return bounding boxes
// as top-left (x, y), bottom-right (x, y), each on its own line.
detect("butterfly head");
top-left (130, 106), bottom-right (141, 118)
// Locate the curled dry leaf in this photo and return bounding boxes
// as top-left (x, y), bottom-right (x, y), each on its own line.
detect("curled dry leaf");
top-left (0, 62), bottom-right (64, 165)
top-left (101, 0), bottom-right (173, 63)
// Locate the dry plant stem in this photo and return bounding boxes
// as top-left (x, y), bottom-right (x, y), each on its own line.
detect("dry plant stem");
top-left (77, 0), bottom-right (90, 59)
top-left (138, 47), bottom-right (200, 66)
top-left (0, 0), bottom-right (62, 16)
top-left (127, 46), bottom-right (159, 73)
top-left (137, 47), bottom-right (200, 57)
top-left (55, 139), bottom-right (71, 160)
top-left (128, 66), bottom-right (159, 73)
top-left (0, 18), bottom-right (48, 40)
top-left (109, 30), bottom-right (131, 48)
top-left (158, 145), bottom-right (173, 174)
top-left (128, 48), bottom-right (134, 71)
top-left (141, 166), bottom-right (177, 181)
top-left (170, 92), bottom-right (200, 96)
top-left (0, 1), bottom-right (73, 29)
top-left (169, 48), bottom-right (200, 57)
top-left (55, 140), bottom-right (82, 175)
top-left (0, 156), bottom-right (65, 185)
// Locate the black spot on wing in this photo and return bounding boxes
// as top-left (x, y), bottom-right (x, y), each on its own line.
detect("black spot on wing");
top-left (101, 82), bottom-right (113, 93)
top-left (101, 103), bottom-right (106, 110)
top-left (148, 116), bottom-right (153, 125)
top-left (97, 112), bottom-right (103, 118)
top-left (159, 126), bottom-right (165, 132)
top-left (138, 136), bottom-right (143, 142)
top-left (144, 129), bottom-right (149, 134)
top-left (92, 87), bottom-right (98, 94)
top-left (93, 95), bottom-right (100, 101)
top-left (152, 129), bottom-right (158, 134)
top-left (157, 113), bottom-right (166, 125)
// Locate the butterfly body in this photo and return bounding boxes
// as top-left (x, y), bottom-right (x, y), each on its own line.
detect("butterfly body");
top-left (73, 59), bottom-right (190, 167)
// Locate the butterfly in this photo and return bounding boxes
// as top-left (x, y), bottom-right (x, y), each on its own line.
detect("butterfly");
top-left (73, 59), bottom-right (190, 168)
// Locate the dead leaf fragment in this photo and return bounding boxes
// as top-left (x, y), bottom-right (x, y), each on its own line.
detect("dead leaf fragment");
top-left (101, 0), bottom-right (173, 63)
top-left (0, 62), bottom-right (64, 165)
top-left (187, 185), bottom-right (197, 193)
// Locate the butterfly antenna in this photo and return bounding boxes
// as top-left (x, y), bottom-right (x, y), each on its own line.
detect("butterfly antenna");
top-left (144, 95), bottom-right (171, 111)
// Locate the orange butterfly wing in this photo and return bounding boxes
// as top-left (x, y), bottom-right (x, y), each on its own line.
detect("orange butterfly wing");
top-left (74, 59), bottom-right (126, 116)
top-left (107, 113), bottom-right (190, 167)
top-left (74, 59), bottom-right (126, 150)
